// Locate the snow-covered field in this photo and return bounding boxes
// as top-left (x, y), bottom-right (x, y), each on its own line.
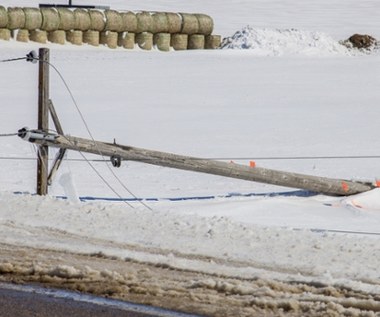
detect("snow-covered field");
top-left (1, 1), bottom-right (380, 316)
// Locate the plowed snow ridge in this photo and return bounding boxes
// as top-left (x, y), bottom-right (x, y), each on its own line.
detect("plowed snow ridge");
top-left (221, 26), bottom-right (376, 56)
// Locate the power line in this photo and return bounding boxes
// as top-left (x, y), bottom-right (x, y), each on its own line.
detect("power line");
top-left (0, 57), bottom-right (27, 63)
top-left (1, 154), bottom-right (380, 162)
top-left (1, 51), bottom-right (151, 210)
top-left (0, 132), bottom-right (20, 137)
top-left (43, 60), bottom-right (152, 211)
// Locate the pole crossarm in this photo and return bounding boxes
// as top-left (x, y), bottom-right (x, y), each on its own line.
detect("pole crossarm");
top-left (18, 129), bottom-right (375, 196)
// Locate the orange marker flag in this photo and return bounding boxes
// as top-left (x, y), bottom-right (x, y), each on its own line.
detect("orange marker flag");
top-left (341, 181), bottom-right (349, 193)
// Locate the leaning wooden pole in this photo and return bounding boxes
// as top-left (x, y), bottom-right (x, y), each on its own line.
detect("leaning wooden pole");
top-left (37, 48), bottom-right (50, 195)
top-left (23, 131), bottom-right (375, 196)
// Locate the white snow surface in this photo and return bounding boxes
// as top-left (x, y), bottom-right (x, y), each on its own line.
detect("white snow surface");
top-left (1, 0), bottom-right (380, 294)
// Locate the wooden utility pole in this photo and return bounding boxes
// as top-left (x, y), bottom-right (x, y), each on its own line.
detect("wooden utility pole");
top-left (22, 131), bottom-right (375, 196)
top-left (37, 48), bottom-right (49, 195)
top-left (24, 47), bottom-right (375, 197)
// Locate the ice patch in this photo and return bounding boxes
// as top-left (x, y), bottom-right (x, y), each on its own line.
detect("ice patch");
top-left (221, 26), bottom-right (363, 56)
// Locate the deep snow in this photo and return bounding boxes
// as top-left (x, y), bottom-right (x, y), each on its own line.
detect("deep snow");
top-left (1, 0), bottom-right (380, 307)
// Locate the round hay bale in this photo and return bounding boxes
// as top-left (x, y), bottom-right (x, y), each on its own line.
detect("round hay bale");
top-left (83, 30), bottom-right (99, 46)
top-left (57, 8), bottom-right (74, 31)
top-left (104, 9), bottom-right (123, 32)
top-left (74, 9), bottom-right (91, 31)
top-left (7, 7), bottom-right (25, 30)
top-left (48, 30), bottom-right (65, 44)
top-left (0, 28), bottom-right (11, 41)
top-left (23, 8), bottom-right (42, 30)
top-left (89, 10), bottom-right (105, 31)
top-left (66, 30), bottom-right (82, 45)
top-left (30, 30), bottom-right (47, 43)
top-left (180, 13), bottom-right (199, 35)
top-left (0, 6), bottom-right (8, 28)
top-left (41, 8), bottom-right (60, 31)
top-left (136, 32), bottom-right (153, 50)
top-left (188, 34), bottom-right (204, 49)
top-left (106, 31), bottom-right (118, 49)
top-left (136, 12), bottom-right (153, 33)
top-left (120, 11), bottom-right (137, 33)
top-left (16, 29), bottom-right (29, 42)
top-left (117, 32), bottom-right (124, 46)
top-left (151, 12), bottom-right (168, 34)
top-left (99, 31), bottom-right (107, 45)
top-left (154, 33), bottom-right (170, 51)
top-left (121, 32), bottom-right (135, 49)
top-left (205, 34), bottom-right (221, 49)
top-left (170, 33), bottom-right (188, 50)
top-left (195, 14), bottom-right (213, 35)
top-left (166, 13), bottom-right (181, 34)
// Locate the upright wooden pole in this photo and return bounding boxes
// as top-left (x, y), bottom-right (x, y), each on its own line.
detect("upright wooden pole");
top-left (37, 48), bottom-right (49, 195)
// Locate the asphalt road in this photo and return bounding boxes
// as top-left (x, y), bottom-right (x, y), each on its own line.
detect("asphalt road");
top-left (0, 285), bottom-right (197, 317)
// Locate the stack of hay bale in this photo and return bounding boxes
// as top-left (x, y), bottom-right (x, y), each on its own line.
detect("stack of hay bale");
top-left (0, 6), bottom-right (221, 50)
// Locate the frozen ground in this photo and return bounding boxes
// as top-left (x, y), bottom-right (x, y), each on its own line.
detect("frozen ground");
top-left (1, 1), bottom-right (380, 316)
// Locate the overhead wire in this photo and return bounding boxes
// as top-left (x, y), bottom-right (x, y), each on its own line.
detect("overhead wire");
top-left (0, 132), bottom-right (21, 137)
top-left (1, 51), bottom-right (151, 210)
top-left (1, 154), bottom-right (380, 162)
top-left (39, 57), bottom-right (152, 210)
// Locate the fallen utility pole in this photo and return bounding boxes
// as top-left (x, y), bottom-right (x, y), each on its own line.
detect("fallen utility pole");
top-left (18, 128), bottom-right (375, 196)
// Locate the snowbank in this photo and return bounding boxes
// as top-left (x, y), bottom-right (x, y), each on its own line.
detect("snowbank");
top-left (220, 26), bottom-right (376, 56)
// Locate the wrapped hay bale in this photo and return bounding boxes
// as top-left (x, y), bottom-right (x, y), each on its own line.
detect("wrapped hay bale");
top-left (120, 32), bottom-right (135, 49)
top-left (136, 32), bottom-right (153, 50)
top-left (188, 34), bottom-right (204, 49)
top-left (166, 13), bottom-right (181, 34)
top-left (41, 8), bottom-right (60, 31)
top-left (16, 29), bottom-right (29, 42)
top-left (57, 8), bottom-right (74, 31)
top-left (66, 30), bottom-right (82, 45)
top-left (0, 28), bottom-right (11, 41)
top-left (30, 30), bottom-right (47, 43)
top-left (136, 11), bottom-right (153, 33)
top-left (154, 33), bottom-right (170, 51)
top-left (89, 10), bottom-right (105, 31)
top-left (180, 13), bottom-right (199, 35)
top-left (48, 30), bottom-right (65, 44)
top-left (205, 34), bottom-right (221, 49)
top-left (0, 6), bottom-right (8, 28)
top-left (7, 7), bottom-right (25, 30)
top-left (105, 9), bottom-right (123, 32)
top-left (83, 30), bottom-right (99, 46)
top-left (195, 14), bottom-right (213, 35)
top-left (151, 12), bottom-right (168, 34)
top-left (23, 8), bottom-right (42, 30)
top-left (170, 33), bottom-right (188, 50)
top-left (74, 9), bottom-right (91, 31)
top-left (106, 31), bottom-right (118, 48)
top-left (120, 11), bottom-right (137, 32)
